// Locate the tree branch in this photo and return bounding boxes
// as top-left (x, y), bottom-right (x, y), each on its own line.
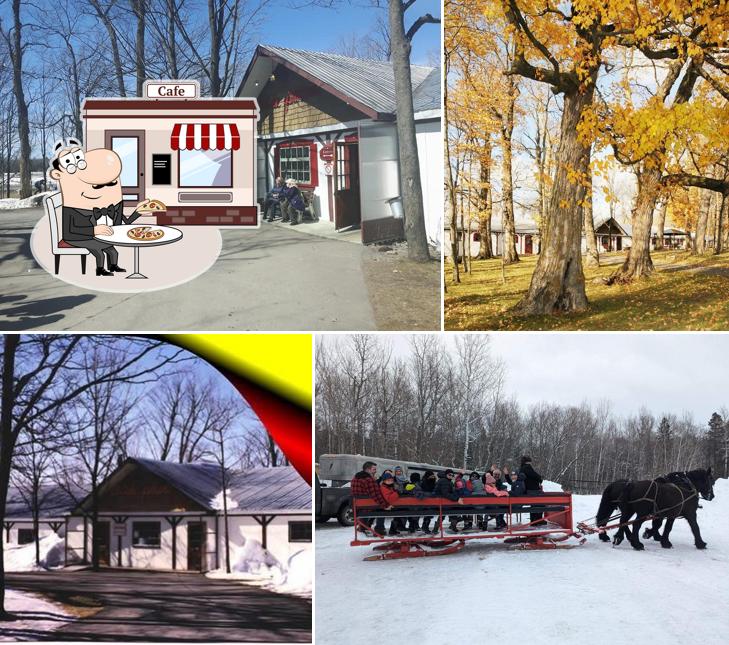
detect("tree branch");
top-left (406, 13), bottom-right (440, 42)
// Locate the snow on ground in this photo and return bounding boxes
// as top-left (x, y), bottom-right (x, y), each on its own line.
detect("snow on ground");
top-left (316, 478), bottom-right (729, 645)
top-left (4, 534), bottom-right (65, 572)
top-left (0, 192), bottom-right (53, 210)
top-left (206, 535), bottom-right (312, 599)
top-left (0, 589), bottom-right (73, 641)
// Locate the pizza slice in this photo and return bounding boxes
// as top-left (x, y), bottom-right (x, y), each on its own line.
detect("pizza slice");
top-left (136, 198), bottom-right (167, 213)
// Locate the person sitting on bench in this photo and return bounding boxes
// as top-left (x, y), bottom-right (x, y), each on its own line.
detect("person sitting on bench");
top-left (484, 472), bottom-right (508, 530)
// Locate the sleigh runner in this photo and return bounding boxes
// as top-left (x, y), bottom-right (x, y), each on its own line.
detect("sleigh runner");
top-left (351, 492), bottom-right (585, 560)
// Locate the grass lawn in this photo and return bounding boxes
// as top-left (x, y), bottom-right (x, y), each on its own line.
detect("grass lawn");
top-left (444, 250), bottom-right (729, 330)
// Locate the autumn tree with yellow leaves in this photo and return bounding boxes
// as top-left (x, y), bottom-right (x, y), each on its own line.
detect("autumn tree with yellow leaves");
top-left (448, 0), bottom-right (729, 315)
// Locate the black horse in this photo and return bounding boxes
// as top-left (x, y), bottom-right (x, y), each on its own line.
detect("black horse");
top-left (642, 472), bottom-right (702, 541)
top-left (595, 468), bottom-right (715, 550)
top-left (595, 479), bottom-right (633, 543)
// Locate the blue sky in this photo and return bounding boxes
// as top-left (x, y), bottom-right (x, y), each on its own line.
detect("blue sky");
top-left (260, 1), bottom-right (441, 66)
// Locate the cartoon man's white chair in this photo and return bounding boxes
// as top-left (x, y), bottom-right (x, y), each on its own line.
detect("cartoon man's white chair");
top-left (45, 191), bottom-right (89, 275)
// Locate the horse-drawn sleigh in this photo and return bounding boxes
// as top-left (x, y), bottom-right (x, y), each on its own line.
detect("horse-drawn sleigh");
top-left (351, 491), bottom-right (585, 560)
top-left (350, 468), bottom-right (716, 560)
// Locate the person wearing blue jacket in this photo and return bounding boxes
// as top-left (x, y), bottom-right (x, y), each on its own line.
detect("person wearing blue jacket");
top-left (283, 179), bottom-right (307, 225)
top-left (263, 176), bottom-right (286, 221)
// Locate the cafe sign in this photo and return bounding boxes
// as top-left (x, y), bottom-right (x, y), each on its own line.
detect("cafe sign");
top-left (144, 80), bottom-right (200, 99)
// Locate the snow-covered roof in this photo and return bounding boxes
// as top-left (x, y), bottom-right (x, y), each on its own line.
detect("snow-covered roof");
top-left (6, 485), bottom-right (78, 519)
top-left (125, 458), bottom-right (310, 513)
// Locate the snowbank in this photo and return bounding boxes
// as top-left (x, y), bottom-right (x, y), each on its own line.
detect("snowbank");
top-left (0, 589), bottom-right (73, 640)
top-left (0, 192), bottom-right (52, 211)
top-left (206, 535), bottom-right (312, 599)
top-left (4, 533), bottom-right (65, 572)
top-left (264, 549), bottom-right (312, 598)
top-left (316, 477), bottom-right (729, 645)
top-left (541, 479), bottom-right (563, 491)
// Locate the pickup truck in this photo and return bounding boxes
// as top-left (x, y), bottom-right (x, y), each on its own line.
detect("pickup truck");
top-left (315, 474), bottom-right (353, 526)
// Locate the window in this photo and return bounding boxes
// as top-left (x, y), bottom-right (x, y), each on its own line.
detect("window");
top-left (132, 521), bottom-right (161, 548)
top-left (111, 137), bottom-right (139, 187)
top-left (179, 149), bottom-right (232, 187)
top-left (288, 521), bottom-right (312, 543)
top-left (17, 528), bottom-right (35, 545)
top-left (278, 145), bottom-right (312, 185)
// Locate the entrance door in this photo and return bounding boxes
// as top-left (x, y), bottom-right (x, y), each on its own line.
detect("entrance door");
top-left (525, 235), bottom-right (533, 254)
top-left (187, 522), bottom-right (204, 571)
top-left (105, 130), bottom-right (146, 204)
top-left (94, 521), bottom-right (110, 566)
top-left (334, 141), bottom-right (361, 230)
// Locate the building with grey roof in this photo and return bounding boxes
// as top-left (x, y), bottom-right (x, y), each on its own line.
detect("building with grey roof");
top-left (238, 45), bottom-right (441, 247)
top-left (59, 457), bottom-right (311, 572)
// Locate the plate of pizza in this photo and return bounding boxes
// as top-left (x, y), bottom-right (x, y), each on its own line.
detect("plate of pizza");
top-left (136, 198), bottom-right (167, 213)
top-left (127, 226), bottom-right (165, 241)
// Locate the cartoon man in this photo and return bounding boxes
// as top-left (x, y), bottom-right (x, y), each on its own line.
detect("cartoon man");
top-left (49, 138), bottom-right (152, 276)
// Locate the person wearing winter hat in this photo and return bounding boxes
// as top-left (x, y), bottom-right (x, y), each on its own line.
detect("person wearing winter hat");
top-left (433, 469), bottom-right (465, 533)
top-left (519, 455), bottom-right (545, 525)
top-left (469, 471), bottom-right (485, 529)
top-left (403, 472), bottom-right (422, 533)
top-left (484, 472), bottom-right (508, 529)
top-left (419, 470), bottom-right (437, 534)
top-left (380, 473), bottom-right (401, 535)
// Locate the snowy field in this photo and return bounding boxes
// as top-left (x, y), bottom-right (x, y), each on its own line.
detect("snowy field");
top-left (315, 478), bottom-right (729, 645)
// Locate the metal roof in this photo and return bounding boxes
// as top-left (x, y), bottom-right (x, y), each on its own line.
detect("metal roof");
top-left (130, 458), bottom-right (310, 512)
top-left (239, 44), bottom-right (438, 117)
top-left (6, 485), bottom-right (79, 519)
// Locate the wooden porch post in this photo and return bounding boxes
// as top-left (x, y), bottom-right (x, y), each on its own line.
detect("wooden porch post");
top-left (252, 514), bottom-right (276, 550)
top-left (165, 516), bottom-right (183, 570)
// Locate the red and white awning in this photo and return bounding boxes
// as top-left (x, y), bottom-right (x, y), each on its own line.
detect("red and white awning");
top-left (171, 123), bottom-right (240, 151)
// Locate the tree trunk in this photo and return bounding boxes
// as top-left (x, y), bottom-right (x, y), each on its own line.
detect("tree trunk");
top-left (654, 200), bottom-right (668, 251)
top-left (513, 86), bottom-right (594, 315)
top-left (477, 146), bottom-right (494, 259)
top-left (167, 0), bottom-right (178, 77)
top-left (10, 0), bottom-right (31, 199)
top-left (583, 174), bottom-right (599, 267)
top-left (501, 75), bottom-right (519, 264)
top-left (444, 49), bottom-right (459, 282)
top-left (89, 0), bottom-right (126, 96)
top-left (608, 166), bottom-right (662, 283)
top-left (0, 335), bottom-right (20, 618)
top-left (133, 0), bottom-right (146, 97)
top-left (389, 0), bottom-right (430, 261)
top-left (208, 0), bottom-right (221, 96)
top-left (719, 193), bottom-right (729, 254)
top-left (694, 190), bottom-right (711, 254)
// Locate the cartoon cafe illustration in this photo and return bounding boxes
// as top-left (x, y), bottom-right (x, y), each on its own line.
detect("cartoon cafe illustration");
top-left (83, 80), bottom-right (260, 227)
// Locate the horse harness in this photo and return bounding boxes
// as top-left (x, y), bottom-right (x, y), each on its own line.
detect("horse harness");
top-left (622, 475), bottom-right (698, 519)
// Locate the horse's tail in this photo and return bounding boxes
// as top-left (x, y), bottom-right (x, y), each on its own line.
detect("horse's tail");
top-left (596, 480), bottom-right (629, 526)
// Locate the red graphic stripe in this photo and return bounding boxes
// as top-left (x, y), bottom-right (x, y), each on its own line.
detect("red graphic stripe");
top-left (171, 123), bottom-right (181, 151)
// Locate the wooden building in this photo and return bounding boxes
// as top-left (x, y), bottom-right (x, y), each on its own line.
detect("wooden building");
top-left (238, 45), bottom-right (441, 245)
top-left (65, 458), bottom-right (311, 572)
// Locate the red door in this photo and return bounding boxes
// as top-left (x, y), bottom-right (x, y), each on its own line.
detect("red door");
top-left (334, 141), bottom-right (361, 230)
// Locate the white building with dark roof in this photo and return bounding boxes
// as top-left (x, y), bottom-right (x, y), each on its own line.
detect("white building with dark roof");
top-left (64, 457), bottom-right (311, 572)
top-left (238, 45), bottom-right (441, 246)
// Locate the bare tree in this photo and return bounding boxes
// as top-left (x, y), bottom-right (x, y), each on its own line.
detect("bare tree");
top-left (0, 0), bottom-right (32, 198)
top-left (0, 335), bottom-right (187, 618)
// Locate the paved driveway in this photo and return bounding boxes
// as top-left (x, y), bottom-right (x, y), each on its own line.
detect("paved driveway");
top-left (0, 207), bottom-right (376, 331)
top-left (5, 569), bottom-right (311, 642)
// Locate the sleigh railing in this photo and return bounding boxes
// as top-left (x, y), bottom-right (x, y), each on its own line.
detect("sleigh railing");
top-left (351, 492), bottom-right (584, 559)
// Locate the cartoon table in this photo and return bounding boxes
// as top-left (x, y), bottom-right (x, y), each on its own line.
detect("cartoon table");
top-left (95, 224), bottom-right (183, 279)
